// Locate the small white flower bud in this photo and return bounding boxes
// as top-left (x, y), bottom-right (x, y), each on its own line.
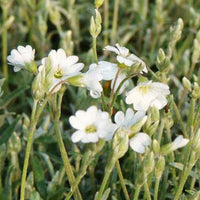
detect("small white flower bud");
top-left (182, 77), bottom-right (192, 91)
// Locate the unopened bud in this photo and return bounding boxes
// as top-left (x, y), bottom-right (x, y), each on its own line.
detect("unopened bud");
top-left (112, 130), bottom-right (129, 160)
top-left (95, 0), bottom-right (104, 8)
top-left (192, 129), bottom-right (200, 153)
top-left (7, 132), bottom-right (21, 153)
top-left (182, 77), bottom-right (192, 91)
top-left (90, 16), bottom-right (96, 38)
top-left (143, 152), bottom-right (155, 176)
top-left (67, 75), bottom-right (85, 87)
top-left (192, 82), bottom-right (200, 99)
top-left (26, 61), bottom-right (37, 74)
top-left (153, 139), bottom-right (160, 154)
top-left (157, 48), bottom-right (166, 63)
top-left (155, 156), bottom-right (165, 179)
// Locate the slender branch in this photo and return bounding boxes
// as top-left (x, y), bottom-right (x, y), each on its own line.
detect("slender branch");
top-left (133, 186), bottom-right (141, 200)
top-left (93, 37), bottom-right (98, 63)
top-left (144, 181), bottom-right (151, 200)
top-left (20, 99), bottom-right (47, 200)
top-left (111, 0), bottom-right (119, 43)
top-left (116, 160), bottom-right (130, 200)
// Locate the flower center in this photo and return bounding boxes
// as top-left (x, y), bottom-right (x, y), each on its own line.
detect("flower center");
top-left (85, 124), bottom-right (97, 134)
top-left (139, 85), bottom-right (152, 94)
top-left (54, 68), bottom-right (63, 79)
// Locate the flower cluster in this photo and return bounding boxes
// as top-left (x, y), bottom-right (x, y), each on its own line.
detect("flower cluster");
top-left (7, 43), bottom-right (189, 154)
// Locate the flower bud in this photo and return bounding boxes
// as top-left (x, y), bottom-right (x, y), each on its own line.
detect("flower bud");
top-left (153, 139), bottom-right (160, 154)
top-left (192, 82), bottom-right (200, 99)
top-left (155, 156), bottom-right (165, 179)
top-left (143, 152), bottom-right (155, 176)
top-left (95, 0), bottom-right (104, 8)
top-left (90, 16), bottom-right (96, 38)
top-left (192, 38), bottom-right (200, 64)
top-left (156, 48), bottom-right (170, 72)
top-left (90, 9), bottom-right (102, 38)
top-left (7, 132), bottom-right (21, 153)
top-left (157, 48), bottom-right (166, 63)
top-left (182, 77), bottom-right (192, 92)
top-left (112, 130), bottom-right (129, 160)
top-left (32, 70), bottom-right (45, 100)
top-left (67, 75), bottom-right (85, 87)
top-left (192, 129), bottom-right (200, 153)
top-left (26, 61), bottom-right (37, 74)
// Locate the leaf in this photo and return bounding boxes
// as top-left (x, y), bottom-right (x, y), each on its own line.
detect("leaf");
top-left (30, 190), bottom-right (43, 200)
top-left (169, 162), bottom-right (199, 179)
top-left (101, 188), bottom-right (111, 200)
top-left (0, 85), bottom-right (29, 109)
top-left (0, 117), bottom-right (20, 145)
top-left (31, 155), bottom-right (46, 198)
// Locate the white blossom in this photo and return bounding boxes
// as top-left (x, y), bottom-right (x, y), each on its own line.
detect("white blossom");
top-left (45, 48), bottom-right (84, 93)
top-left (114, 108), bottom-right (147, 130)
top-left (129, 132), bottom-right (151, 154)
top-left (69, 106), bottom-right (117, 143)
top-left (114, 108), bottom-right (150, 154)
top-left (126, 81), bottom-right (170, 111)
top-left (7, 45), bottom-right (35, 72)
top-left (171, 135), bottom-right (189, 151)
top-left (104, 43), bottom-right (147, 73)
top-left (80, 64), bottom-right (103, 98)
top-left (92, 61), bottom-right (129, 95)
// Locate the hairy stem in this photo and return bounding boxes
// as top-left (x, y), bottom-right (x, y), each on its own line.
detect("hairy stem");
top-left (116, 160), bottom-right (130, 200)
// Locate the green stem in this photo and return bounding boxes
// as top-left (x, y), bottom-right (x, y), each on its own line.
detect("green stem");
top-left (171, 98), bottom-right (188, 138)
top-left (53, 92), bottom-right (82, 200)
top-left (144, 181), bottom-right (151, 200)
top-left (97, 170), bottom-right (111, 200)
top-left (93, 37), bottom-right (98, 63)
top-left (103, 0), bottom-right (109, 45)
top-left (54, 121), bottom-right (82, 200)
top-left (174, 167), bottom-right (191, 200)
top-left (111, 0), bottom-right (119, 43)
top-left (154, 178), bottom-right (160, 200)
top-left (116, 160), bottom-right (130, 200)
top-left (65, 150), bottom-right (93, 200)
top-left (133, 185), bottom-right (141, 200)
top-left (20, 99), bottom-right (41, 200)
top-left (2, 6), bottom-right (8, 80)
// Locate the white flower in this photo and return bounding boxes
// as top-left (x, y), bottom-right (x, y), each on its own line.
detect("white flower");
top-left (126, 81), bottom-right (170, 111)
top-left (129, 132), bottom-right (151, 154)
top-left (171, 135), bottom-right (189, 151)
top-left (47, 49), bottom-right (84, 93)
top-left (114, 108), bottom-right (150, 154)
top-left (81, 64), bottom-right (103, 98)
top-left (69, 106), bottom-right (117, 143)
top-left (92, 61), bottom-right (129, 95)
top-left (104, 43), bottom-right (147, 73)
top-left (114, 108), bottom-right (147, 130)
top-left (7, 45), bottom-right (35, 72)
top-left (94, 61), bottom-right (118, 80)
